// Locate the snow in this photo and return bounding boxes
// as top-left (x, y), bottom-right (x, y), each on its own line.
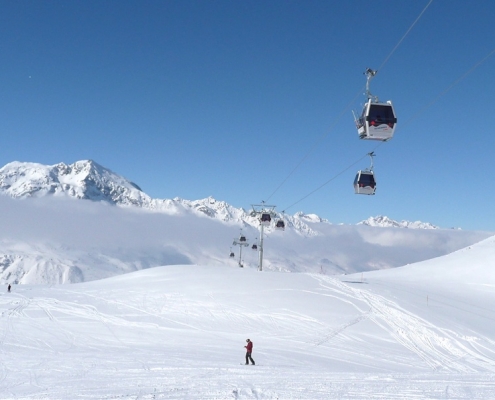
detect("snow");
top-left (2, 235), bottom-right (495, 398)
top-left (0, 159), bottom-right (466, 231)
top-left (358, 215), bottom-right (439, 229)
top-left (1, 161), bottom-right (495, 397)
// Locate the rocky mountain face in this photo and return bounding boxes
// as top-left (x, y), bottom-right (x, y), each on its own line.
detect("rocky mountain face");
top-left (0, 160), bottom-right (440, 232)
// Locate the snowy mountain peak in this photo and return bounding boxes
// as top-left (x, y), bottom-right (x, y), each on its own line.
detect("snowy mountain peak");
top-left (0, 161), bottom-right (442, 232)
top-left (294, 212), bottom-right (328, 223)
top-left (0, 160), bottom-right (148, 205)
top-left (358, 215), bottom-right (440, 229)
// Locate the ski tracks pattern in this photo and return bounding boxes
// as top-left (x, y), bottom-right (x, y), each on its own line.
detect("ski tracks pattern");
top-left (312, 275), bottom-right (495, 373)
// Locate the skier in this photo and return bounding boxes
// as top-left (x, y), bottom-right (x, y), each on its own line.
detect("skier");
top-left (7, 284), bottom-right (11, 293)
top-left (244, 339), bottom-right (255, 365)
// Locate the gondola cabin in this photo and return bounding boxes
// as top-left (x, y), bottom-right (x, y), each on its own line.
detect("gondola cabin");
top-left (251, 244), bottom-right (258, 250)
top-left (229, 251), bottom-right (235, 258)
top-left (239, 235), bottom-right (247, 242)
top-left (275, 220), bottom-right (285, 231)
top-left (356, 100), bottom-right (397, 141)
top-left (260, 213), bottom-right (271, 226)
top-left (354, 170), bottom-right (376, 195)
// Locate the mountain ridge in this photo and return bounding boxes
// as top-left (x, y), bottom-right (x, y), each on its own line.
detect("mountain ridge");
top-left (1, 159), bottom-right (485, 285)
top-left (0, 159), bottom-right (444, 231)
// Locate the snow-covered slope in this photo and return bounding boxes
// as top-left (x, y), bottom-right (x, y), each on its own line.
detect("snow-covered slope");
top-left (2, 236), bottom-right (495, 399)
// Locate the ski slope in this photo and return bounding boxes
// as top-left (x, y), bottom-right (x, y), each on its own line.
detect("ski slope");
top-left (1, 236), bottom-right (495, 399)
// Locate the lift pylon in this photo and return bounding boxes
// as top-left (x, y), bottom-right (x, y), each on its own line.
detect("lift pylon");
top-left (250, 203), bottom-right (278, 271)
top-left (232, 230), bottom-right (249, 268)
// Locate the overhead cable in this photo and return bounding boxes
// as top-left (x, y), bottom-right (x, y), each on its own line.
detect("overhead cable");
top-left (282, 45), bottom-right (495, 212)
top-left (264, 0), bottom-right (434, 205)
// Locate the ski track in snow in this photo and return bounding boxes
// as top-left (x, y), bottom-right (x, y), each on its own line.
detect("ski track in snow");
top-left (313, 275), bottom-right (495, 374)
top-left (1, 270), bottom-right (495, 398)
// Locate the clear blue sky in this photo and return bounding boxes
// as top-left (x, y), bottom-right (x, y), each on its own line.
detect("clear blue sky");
top-left (1, 0), bottom-right (494, 231)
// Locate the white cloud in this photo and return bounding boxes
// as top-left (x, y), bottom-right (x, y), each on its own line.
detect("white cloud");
top-left (0, 195), bottom-right (492, 283)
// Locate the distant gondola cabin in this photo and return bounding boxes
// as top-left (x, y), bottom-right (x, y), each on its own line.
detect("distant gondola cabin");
top-left (275, 220), bottom-right (285, 230)
top-left (354, 171), bottom-right (376, 195)
top-left (260, 213), bottom-right (271, 226)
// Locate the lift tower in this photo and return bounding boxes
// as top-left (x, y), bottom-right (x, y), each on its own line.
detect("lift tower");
top-left (232, 231), bottom-right (249, 268)
top-left (250, 203), bottom-right (278, 271)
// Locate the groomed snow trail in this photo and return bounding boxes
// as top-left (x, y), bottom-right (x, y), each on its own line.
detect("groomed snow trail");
top-left (1, 265), bottom-right (495, 399)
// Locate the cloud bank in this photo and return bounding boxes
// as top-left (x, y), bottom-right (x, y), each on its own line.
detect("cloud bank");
top-left (0, 195), bottom-right (492, 283)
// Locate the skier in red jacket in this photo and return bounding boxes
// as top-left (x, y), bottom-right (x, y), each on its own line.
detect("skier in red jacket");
top-left (244, 339), bottom-right (255, 365)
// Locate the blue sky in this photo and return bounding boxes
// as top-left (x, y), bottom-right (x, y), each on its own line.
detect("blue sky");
top-left (1, 0), bottom-right (494, 231)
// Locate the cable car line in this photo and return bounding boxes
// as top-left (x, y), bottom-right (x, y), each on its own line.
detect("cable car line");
top-left (398, 45), bottom-right (495, 131)
top-left (264, 91), bottom-right (362, 203)
top-left (280, 151), bottom-right (372, 213)
top-left (263, 0), bottom-right (433, 204)
top-left (376, 0), bottom-right (434, 72)
top-left (240, 0), bottom-right (436, 269)
top-left (280, 44), bottom-right (495, 213)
